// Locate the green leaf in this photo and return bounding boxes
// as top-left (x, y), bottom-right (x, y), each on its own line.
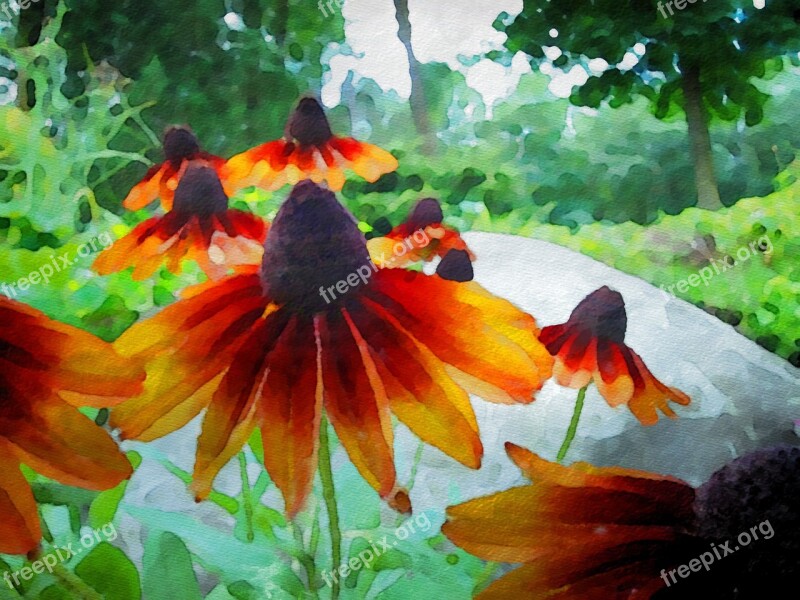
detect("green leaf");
top-left (74, 543), bottom-right (141, 600)
top-left (143, 532), bottom-right (202, 600)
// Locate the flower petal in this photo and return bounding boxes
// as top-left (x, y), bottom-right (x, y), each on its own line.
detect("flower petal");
top-left (366, 270), bottom-right (552, 402)
top-left (351, 297), bottom-right (482, 468)
top-left (319, 309), bottom-right (396, 498)
top-left (256, 316), bottom-right (322, 516)
top-left (3, 393), bottom-right (132, 490)
top-left (191, 309), bottom-right (291, 501)
top-left (0, 444), bottom-right (41, 555)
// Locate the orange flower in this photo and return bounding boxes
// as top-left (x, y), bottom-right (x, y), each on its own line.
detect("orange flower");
top-left (94, 163), bottom-right (268, 280)
top-left (0, 297), bottom-right (143, 554)
top-left (110, 181), bottom-right (552, 515)
top-left (445, 444), bottom-right (799, 599)
top-left (223, 98), bottom-right (399, 193)
top-left (123, 126), bottom-right (226, 212)
top-left (366, 198), bottom-right (476, 282)
top-left (540, 286), bottom-right (690, 426)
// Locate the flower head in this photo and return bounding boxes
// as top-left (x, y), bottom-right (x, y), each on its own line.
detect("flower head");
top-left (111, 181), bottom-right (552, 515)
top-left (0, 297), bottom-right (143, 554)
top-left (94, 163), bottom-right (267, 280)
top-left (223, 98), bottom-right (399, 193)
top-left (444, 443), bottom-right (799, 599)
top-left (540, 286), bottom-right (690, 425)
top-left (367, 198), bottom-right (476, 282)
top-left (123, 126), bottom-right (226, 212)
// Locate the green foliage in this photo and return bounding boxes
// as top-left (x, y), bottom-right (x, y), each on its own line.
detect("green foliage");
top-left (499, 1), bottom-right (800, 124)
top-left (75, 542), bottom-right (141, 599)
top-left (143, 532), bottom-right (203, 600)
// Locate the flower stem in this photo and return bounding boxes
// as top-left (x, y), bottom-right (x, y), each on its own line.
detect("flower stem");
top-left (318, 415), bottom-right (341, 600)
top-left (238, 452), bottom-right (255, 543)
top-left (557, 385), bottom-right (588, 462)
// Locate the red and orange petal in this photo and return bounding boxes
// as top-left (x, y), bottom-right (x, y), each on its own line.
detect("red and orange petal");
top-left (123, 154), bottom-right (226, 212)
top-left (0, 296), bottom-right (144, 406)
top-left (223, 137), bottom-right (398, 194)
top-left (0, 390), bottom-right (133, 555)
top-left (93, 211), bottom-right (267, 281)
top-left (109, 274), bottom-right (268, 441)
top-left (443, 444), bottom-right (696, 599)
top-left (367, 224), bottom-right (474, 270)
top-left (540, 325), bottom-right (690, 426)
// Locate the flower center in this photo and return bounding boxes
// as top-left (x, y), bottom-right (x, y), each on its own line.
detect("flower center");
top-left (287, 98), bottom-right (333, 147)
top-left (171, 164), bottom-right (229, 218)
top-left (163, 126), bottom-right (201, 163)
top-left (568, 286), bottom-right (627, 343)
top-left (260, 182), bottom-right (370, 311)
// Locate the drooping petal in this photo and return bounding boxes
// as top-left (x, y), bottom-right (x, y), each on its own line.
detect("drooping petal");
top-left (365, 270), bottom-right (552, 402)
top-left (328, 138), bottom-right (399, 185)
top-left (191, 309), bottom-right (291, 501)
top-left (504, 443), bottom-right (695, 516)
top-left (110, 275), bottom-right (266, 440)
top-left (625, 349), bottom-right (691, 426)
top-left (0, 298), bottom-right (144, 405)
top-left (2, 393), bottom-right (132, 490)
top-left (318, 308), bottom-right (396, 498)
top-left (445, 446), bottom-right (698, 599)
top-left (0, 444), bottom-right (41, 555)
top-left (256, 316), bottom-right (322, 516)
top-left (350, 297), bottom-right (482, 468)
top-left (123, 163), bottom-right (172, 211)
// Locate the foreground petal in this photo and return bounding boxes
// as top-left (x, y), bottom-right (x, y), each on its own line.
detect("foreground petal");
top-left (191, 309), bottom-right (291, 500)
top-left (319, 308), bottom-right (396, 498)
top-left (352, 297), bottom-right (482, 468)
top-left (0, 444), bottom-right (40, 555)
top-left (3, 394), bottom-right (132, 490)
top-left (257, 316), bottom-right (322, 516)
top-left (366, 270), bottom-right (552, 402)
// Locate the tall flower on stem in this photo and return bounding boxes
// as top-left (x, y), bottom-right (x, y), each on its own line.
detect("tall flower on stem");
top-left (367, 197), bottom-right (476, 282)
top-left (94, 164), bottom-right (267, 280)
top-left (539, 286), bottom-right (690, 461)
top-left (123, 126), bottom-right (225, 212)
top-left (444, 443), bottom-right (799, 599)
top-left (0, 296), bottom-right (142, 555)
top-left (224, 97), bottom-right (399, 193)
top-left (110, 181), bottom-right (552, 598)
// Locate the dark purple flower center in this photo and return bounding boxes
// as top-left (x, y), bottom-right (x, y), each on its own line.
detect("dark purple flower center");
top-left (287, 98), bottom-right (333, 147)
top-left (567, 286), bottom-right (627, 343)
top-left (163, 126), bottom-right (200, 163)
top-left (171, 164), bottom-right (229, 218)
top-left (405, 198), bottom-right (444, 231)
top-left (261, 181), bottom-right (370, 312)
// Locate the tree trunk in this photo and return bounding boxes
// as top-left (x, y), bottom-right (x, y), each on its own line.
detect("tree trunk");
top-left (392, 0), bottom-right (434, 152)
top-left (682, 66), bottom-right (723, 210)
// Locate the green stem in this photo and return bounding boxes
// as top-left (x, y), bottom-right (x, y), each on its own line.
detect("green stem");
top-left (238, 453), bottom-right (255, 543)
top-left (318, 415), bottom-right (341, 600)
top-left (291, 523), bottom-right (319, 599)
top-left (50, 564), bottom-right (102, 600)
top-left (557, 385), bottom-right (588, 463)
top-left (406, 440), bottom-right (425, 492)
